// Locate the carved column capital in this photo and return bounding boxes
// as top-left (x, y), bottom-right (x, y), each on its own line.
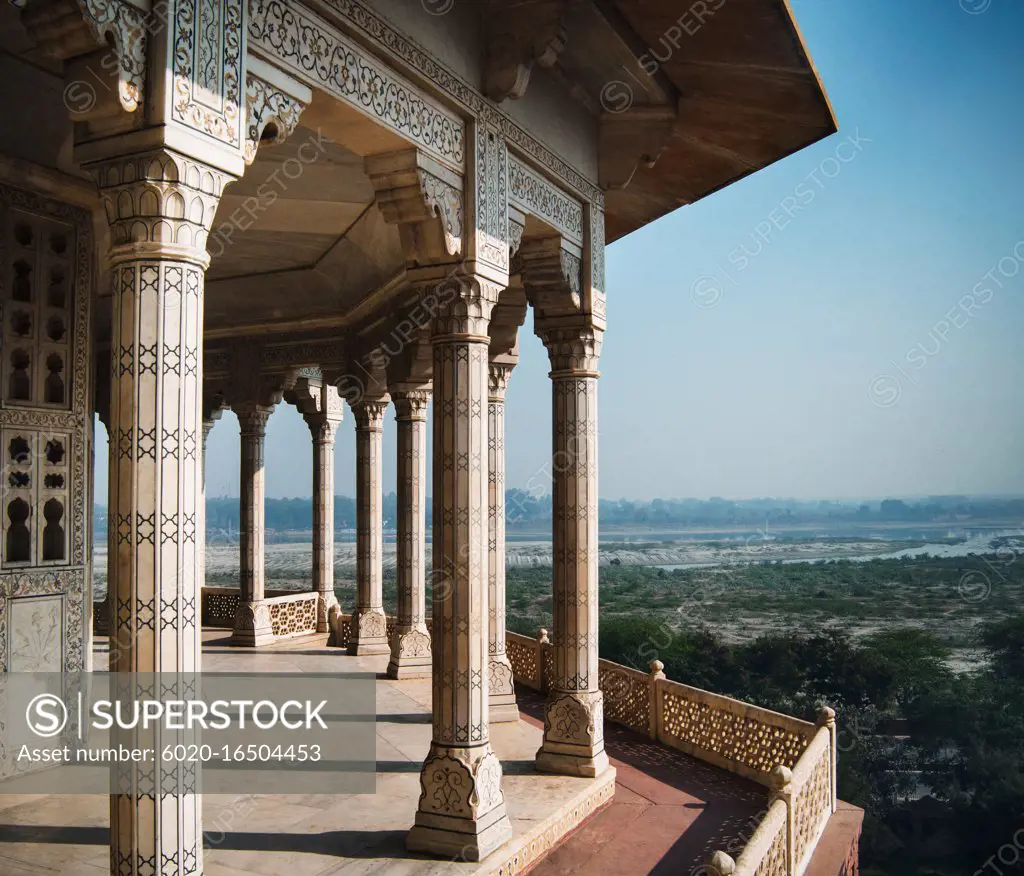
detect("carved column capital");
top-left (288, 370), bottom-right (344, 443)
top-left (391, 387), bottom-right (431, 421)
top-left (488, 363), bottom-right (514, 401)
top-left (233, 403), bottom-right (275, 437)
top-left (202, 390), bottom-right (228, 426)
top-left (539, 325), bottom-right (603, 376)
top-left (85, 149), bottom-right (232, 267)
top-left (428, 276), bottom-right (502, 340)
top-left (351, 397), bottom-right (390, 430)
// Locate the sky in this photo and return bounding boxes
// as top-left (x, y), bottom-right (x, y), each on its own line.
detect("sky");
top-left (96, 0), bottom-right (1024, 502)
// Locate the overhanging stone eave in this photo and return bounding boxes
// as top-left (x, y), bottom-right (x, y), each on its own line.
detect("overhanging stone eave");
top-left (601, 0), bottom-right (838, 242)
top-left (605, 120), bottom-right (838, 244)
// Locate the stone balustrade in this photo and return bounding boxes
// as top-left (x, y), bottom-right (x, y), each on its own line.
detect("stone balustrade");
top-left (505, 629), bottom-right (838, 876)
top-left (199, 587), bottom-right (318, 640)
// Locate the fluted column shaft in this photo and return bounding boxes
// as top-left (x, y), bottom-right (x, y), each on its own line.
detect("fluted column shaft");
top-left (487, 365), bottom-right (519, 722)
top-left (349, 398), bottom-right (390, 655)
top-left (407, 280), bottom-right (512, 861)
top-left (91, 148), bottom-right (232, 876)
top-left (231, 404), bottom-right (275, 646)
top-left (388, 389), bottom-right (432, 678)
top-left (310, 419), bottom-right (340, 633)
top-left (535, 326), bottom-right (609, 777)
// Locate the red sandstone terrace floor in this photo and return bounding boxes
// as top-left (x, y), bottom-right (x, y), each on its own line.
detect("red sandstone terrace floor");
top-left (515, 688), bottom-right (765, 876)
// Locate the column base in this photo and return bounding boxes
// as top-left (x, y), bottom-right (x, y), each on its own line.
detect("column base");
top-left (535, 690), bottom-right (610, 777)
top-left (407, 744), bottom-right (512, 861)
top-left (535, 746), bottom-right (610, 778)
top-left (407, 804), bottom-right (513, 861)
top-left (316, 592), bottom-right (339, 635)
top-left (387, 627), bottom-right (432, 679)
top-left (488, 655), bottom-right (519, 723)
top-left (347, 608), bottom-right (390, 655)
top-left (489, 701), bottom-right (521, 723)
top-left (231, 602), bottom-right (274, 648)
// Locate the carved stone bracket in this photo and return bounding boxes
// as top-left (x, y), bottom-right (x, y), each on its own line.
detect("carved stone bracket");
top-left (244, 58), bottom-right (313, 164)
top-left (286, 368), bottom-right (344, 440)
top-left (519, 235), bottom-right (583, 321)
top-left (508, 216), bottom-right (525, 262)
top-left (489, 284), bottom-right (528, 363)
top-left (366, 150), bottom-right (464, 263)
top-left (483, 0), bottom-right (568, 102)
top-left (599, 106), bottom-right (678, 190)
top-left (21, 0), bottom-right (147, 113)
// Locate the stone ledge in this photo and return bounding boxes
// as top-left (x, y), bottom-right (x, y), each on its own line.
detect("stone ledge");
top-left (476, 767), bottom-right (617, 876)
top-left (803, 801), bottom-right (864, 876)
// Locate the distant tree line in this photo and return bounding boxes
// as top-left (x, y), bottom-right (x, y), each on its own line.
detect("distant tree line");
top-left (92, 493), bottom-right (1024, 539)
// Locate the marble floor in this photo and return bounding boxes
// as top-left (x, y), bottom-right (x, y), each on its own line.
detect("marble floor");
top-left (0, 632), bottom-right (615, 875)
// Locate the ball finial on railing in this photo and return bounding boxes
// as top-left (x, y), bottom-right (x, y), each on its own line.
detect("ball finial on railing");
top-left (769, 764), bottom-right (793, 791)
top-left (706, 850), bottom-right (736, 876)
top-left (537, 628), bottom-right (550, 644)
top-left (817, 704), bottom-right (837, 727)
top-left (649, 659), bottom-right (665, 680)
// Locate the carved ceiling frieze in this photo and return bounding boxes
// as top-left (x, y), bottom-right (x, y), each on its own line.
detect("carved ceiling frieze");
top-left (314, 0), bottom-right (603, 207)
top-left (248, 0), bottom-right (465, 169)
top-left (508, 156), bottom-right (584, 245)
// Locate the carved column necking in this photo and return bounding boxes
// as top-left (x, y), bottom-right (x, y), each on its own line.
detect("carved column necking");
top-left (534, 325), bottom-right (609, 778)
top-left (349, 398), bottom-right (390, 655)
top-left (308, 414), bottom-right (342, 634)
top-left (90, 148), bottom-right (231, 876)
top-left (487, 364), bottom-right (519, 722)
top-left (388, 388), bottom-right (432, 678)
top-left (231, 404), bottom-right (275, 647)
top-left (407, 280), bottom-right (513, 861)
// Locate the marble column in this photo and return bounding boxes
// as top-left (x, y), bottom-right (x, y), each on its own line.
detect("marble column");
top-left (407, 280), bottom-right (512, 861)
top-left (306, 408), bottom-right (342, 634)
top-left (534, 326), bottom-right (609, 778)
top-left (487, 364), bottom-right (520, 722)
top-left (388, 387), bottom-right (432, 678)
top-left (90, 148), bottom-right (230, 876)
top-left (349, 397), bottom-right (390, 655)
top-left (200, 399), bottom-right (224, 600)
top-left (231, 403), bottom-right (276, 647)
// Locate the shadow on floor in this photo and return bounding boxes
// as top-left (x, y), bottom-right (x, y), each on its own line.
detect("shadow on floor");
top-left (514, 685), bottom-right (766, 875)
top-left (0, 825), bottom-right (107, 845)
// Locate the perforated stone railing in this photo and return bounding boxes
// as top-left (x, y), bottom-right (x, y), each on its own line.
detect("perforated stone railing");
top-left (505, 629), bottom-right (837, 876)
top-left (266, 591), bottom-right (318, 639)
top-left (197, 587), bottom-right (317, 639)
top-left (201, 587), bottom-right (240, 629)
